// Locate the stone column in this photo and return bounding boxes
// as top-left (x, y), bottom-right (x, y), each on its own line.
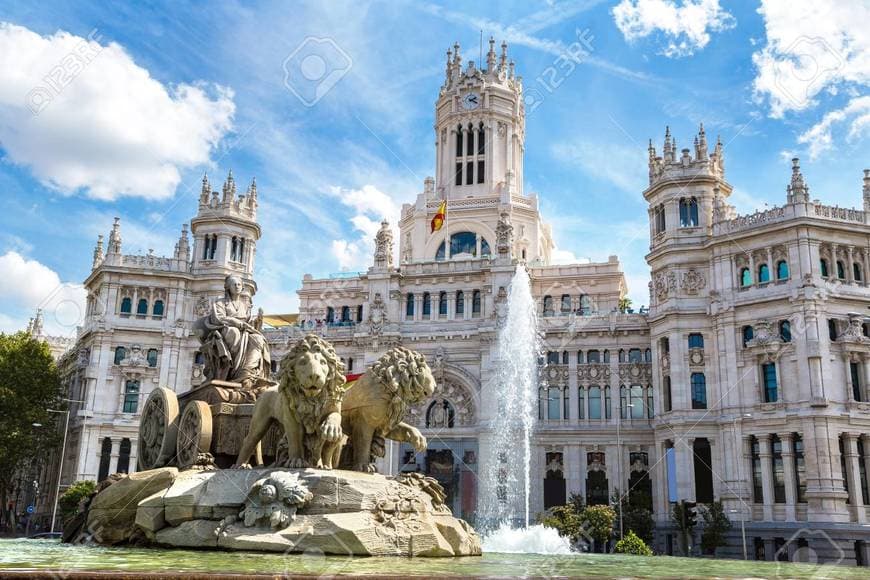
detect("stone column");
top-left (763, 538), bottom-right (776, 561)
top-left (758, 434), bottom-right (774, 521)
top-left (742, 435), bottom-right (755, 520)
top-left (565, 444), bottom-right (582, 498)
top-left (843, 433), bottom-right (866, 522)
top-left (464, 289), bottom-right (472, 320)
top-left (578, 447), bottom-right (588, 502)
top-left (675, 437), bottom-right (695, 501)
top-left (567, 351), bottom-right (578, 422)
top-left (109, 438), bottom-right (121, 474)
top-left (766, 248), bottom-right (773, 281)
top-left (447, 295), bottom-right (455, 320)
top-left (847, 247), bottom-right (855, 283)
top-left (778, 432), bottom-right (797, 522)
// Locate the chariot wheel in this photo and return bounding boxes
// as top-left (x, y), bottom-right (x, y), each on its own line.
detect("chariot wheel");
top-left (176, 400), bottom-right (213, 469)
top-left (137, 387), bottom-right (179, 470)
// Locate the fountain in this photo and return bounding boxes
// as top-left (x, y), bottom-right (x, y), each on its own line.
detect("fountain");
top-left (479, 265), bottom-right (571, 553)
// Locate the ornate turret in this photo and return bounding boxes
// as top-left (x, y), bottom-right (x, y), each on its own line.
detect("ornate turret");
top-left (200, 174), bottom-right (210, 207)
top-left (174, 224), bottom-right (190, 261)
top-left (863, 169), bottom-right (870, 211)
top-left (92, 234), bottom-right (104, 269)
top-left (107, 218), bottom-right (122, 255)
top-left (647, 125), bottom-right (726, 188)
top-left (222, 170), bottom-right (236, 206)
top-left (787, 157), bottom-right (809, 204)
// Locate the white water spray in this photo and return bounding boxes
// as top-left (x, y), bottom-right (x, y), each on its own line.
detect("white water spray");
top-left (479, 265), bottom-right (540, 530)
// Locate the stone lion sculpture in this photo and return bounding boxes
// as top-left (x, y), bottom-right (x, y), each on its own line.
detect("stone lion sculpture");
top-left (233, 334), bottom-right (348, 469)
top-left (340, 347), bottom-right (436, 472)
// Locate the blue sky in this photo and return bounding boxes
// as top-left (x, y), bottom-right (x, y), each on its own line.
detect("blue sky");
top-left (0, 0), bottom-right (867, 335)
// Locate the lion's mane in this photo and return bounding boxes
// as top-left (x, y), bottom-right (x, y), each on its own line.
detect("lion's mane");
top-left (278, 334), bottom-right (347, 434)
top-left (370, 346), bottom-right (433, 431)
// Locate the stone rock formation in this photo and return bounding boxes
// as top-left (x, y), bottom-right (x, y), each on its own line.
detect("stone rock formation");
top-left (76, 467), bottom-right (480, 557)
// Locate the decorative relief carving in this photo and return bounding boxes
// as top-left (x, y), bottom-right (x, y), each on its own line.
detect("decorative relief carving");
top-left (653, 271), bottom-right (676, 300)
top-left (681, 269), bottom-right (706, 295)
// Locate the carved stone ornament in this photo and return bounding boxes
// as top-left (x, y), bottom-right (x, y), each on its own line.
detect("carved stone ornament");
top-left (496, 211), bottom-right (513, 257)
top-left (653, 271), bottom-right (677, 300)
top-left (689, 349), bottom-right (705, 366)
top-left (409, 379), bottom-right (474, 428)
top-left (839, 313), bottom-right (869, 344)
top-left (618, 362), bottom-right (652, 380)
top-left (494, 286), bottom-right (508, 325)
top-left (368, 293), bottom-right (387, 336)
top-left (746, 319), bottom-right (781, 348)
top-left (577, 364), bottom-right (611, 381)
top-left (238, 472), bottom-right (313, 530)
top-left (681, 269), bottom-right (706, 295)
top-left (373, 220), bottom-right (394, 269)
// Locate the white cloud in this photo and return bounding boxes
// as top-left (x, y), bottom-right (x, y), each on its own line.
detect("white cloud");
top-left (752, 0), bottom-right (870, 118)
top-left (0, 22), bottom-right (235, 201)
top-left (327, 185), bottom-right (402, 272)
top-left (612, 0), bottom-right (735, 58)
top-left (797, 96), bottom-right (870, 160)
top-left (551, 140), bottom-right (647, 193)
top-left (550, 247), bottom-right (590, 265)
top-left (0, 251), bottom-right (86, 336)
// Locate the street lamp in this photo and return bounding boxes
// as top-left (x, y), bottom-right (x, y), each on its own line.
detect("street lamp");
top-left (617, 402), bottom-right (634, 540)
top-left (733, 412), bottom-right (752, 560)
top-left (45, 399), bottom-right (85, 534)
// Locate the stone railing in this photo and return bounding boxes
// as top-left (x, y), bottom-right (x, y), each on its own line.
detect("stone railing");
top-left (716, 201), bottom-right (868, 236)
top-left (719, 205), bottom-right (788, 234)
top-left (812, 203), bottom-right (866, 224)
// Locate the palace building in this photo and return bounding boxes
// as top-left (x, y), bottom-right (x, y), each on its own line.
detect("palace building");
top-left (42, 40), bottom-right (870, 564)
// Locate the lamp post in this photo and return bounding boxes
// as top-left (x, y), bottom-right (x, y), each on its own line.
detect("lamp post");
top-left (617, 402), bottom-right (634, 541)
top-left (45, 398), bottom-right (84, 534)
top-left (732, 412), bottom-right (752, 560)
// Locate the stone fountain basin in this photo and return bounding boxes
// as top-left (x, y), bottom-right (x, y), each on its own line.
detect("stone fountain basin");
top-left (82, 466), bottom-right (481, 558)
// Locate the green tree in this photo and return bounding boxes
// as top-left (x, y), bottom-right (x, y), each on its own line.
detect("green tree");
top-left (611, 489), bottom-right (655, 543)
top-left (58, 480), bottom-right (96, 524)
top-left (0, 332), bottom-right (63, 530)
top-left (700, 500), bottom-right (732, 555)
top-left (580, 504), bottom-right (616, 552)
top-left (539, 504), bottom-right (583, 544)
top-left (614, 530), bottom-right (653, 556)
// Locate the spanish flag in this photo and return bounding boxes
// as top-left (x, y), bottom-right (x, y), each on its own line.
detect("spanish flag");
top-left (430, 199), bottom-right (447, 233)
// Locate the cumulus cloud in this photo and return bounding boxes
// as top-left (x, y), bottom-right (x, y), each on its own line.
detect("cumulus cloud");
top-left (0, 251), bottom-right (86, 335)
top-left (328, 185), bottom-right (401, 271)
top-left (612, 0), bottom-right (735, 58)
top-left (797, 96), bottom-right (870, 160)
top-left (0, 22), bottom-right (235, 201)
top-left (752, 0), bottom-right (869, 118)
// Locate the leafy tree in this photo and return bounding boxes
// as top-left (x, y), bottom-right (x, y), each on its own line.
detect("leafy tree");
top-left (614, 530), bottom-right (653, 556)
top-left (700, 500), bottom-right (732, 555)
top-left (611, 489), bottom-right (655, 543)
top-left (59, 480), bottom-right (96, 524)
top-left (0, 333), bottom-right (63, 530)
top-left (539, 504), bottom-right (583, 544)
top-left (580, 504), bottom-right (616, 552)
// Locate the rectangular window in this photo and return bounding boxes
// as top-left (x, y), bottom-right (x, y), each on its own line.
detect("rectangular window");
top-left (850, 362), bottom-right (862, 401)
top-left (688, 333), bottom-right (704, 349)
top-left (628, 348), bottom-right (643, 363)
top-left (578, 388), bottom-right (585, 419)
top-left (762, 363), bottom-right (778, 403)
top-left (663, 376), bottom-right (672, 412)
top-left (605, 387), bottom-right (612, 419)
top-left (751, 437), bottom-right (763, 503)
top-left (477, 160), bottom-right (485, 184)
top-left (588, 387), bottom-right (601, 420)
top-left (455, 163), bottom-right (462, 186)
top-left (466, 161), bottom-right (473, 185)
top-left (587, 350), bottom-right (600, 363)
top-left (794, 435), bottom-right (806, 503)
top-left (772, 435), bottom-right (786, 503)
top-left (477, 127), bottom-right (485, 155)
top-left (123, 380), bottom-right (140, 414)
top-left (691, 373), bottom-right (707, 409)
top-left (466, 130), bottom-right (473, 156)
top-left (547, 388), bottom-right (561, 420)
top-left (630, 386), bottom-right (645, 419)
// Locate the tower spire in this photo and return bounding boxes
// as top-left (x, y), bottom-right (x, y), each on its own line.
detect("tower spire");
top-left (500, 40), bottom-right (508, 71)
top-left (486, 36), bottom-right (497, 72)
top-left (92, 234), bottom-right (104, 269)
top-left (108, 217), bottom-right (122, 254)
top-left (200, 173), bottom-right (210, 206)
top-left (787, 157), bottom-right (809, 203)
top-left (862, 169), bottom-right (870, 211)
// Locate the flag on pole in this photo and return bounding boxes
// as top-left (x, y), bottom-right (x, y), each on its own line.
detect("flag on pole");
top-left (431, 199), bottom-right (447, 233)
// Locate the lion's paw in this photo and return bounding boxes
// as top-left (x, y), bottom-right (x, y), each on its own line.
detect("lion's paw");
top-left (285, 457), bottom-right (309, 469)
top-left (353, 463), bottom-right (377, 473)
top-left (231, 463), bottom-right (252, 470)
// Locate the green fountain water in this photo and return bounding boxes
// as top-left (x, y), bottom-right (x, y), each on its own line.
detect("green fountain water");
top-left (0, 538), bottom-right (865, 578)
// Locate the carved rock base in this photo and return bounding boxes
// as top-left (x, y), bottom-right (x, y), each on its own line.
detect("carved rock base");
top-left (78, 467), bottom-right (481, 557)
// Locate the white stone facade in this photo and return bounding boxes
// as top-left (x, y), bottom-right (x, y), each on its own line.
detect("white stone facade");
top-left (47, 40), bottom-right (870, 564)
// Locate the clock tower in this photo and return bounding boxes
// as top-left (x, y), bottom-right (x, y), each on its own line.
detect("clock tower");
top-left (434, 38), bottom-right (525, 200)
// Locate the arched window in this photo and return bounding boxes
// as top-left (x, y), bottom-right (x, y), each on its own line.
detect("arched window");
top-left (466, 123), bottom-right (474, 160)
top-left (543, 295), bottom-right (554, 316)
top-left (742, 325), bottom-right (754, 347)
top-left (663, 375), bottom-right (672, 412)
top-left (456, 291), bottom-right (465, 315)
top-left (341, 306), bottom-right (351, 323)
top-left (147, 348), bottom-right (158, 367)
top-left (854, 262), bottom-right (863, 282)
top-left (561, 294), bottom-right (571, 313)
top-left (426, 399), bottom-right (455, 428)
top-left (740, 268), bottom-right (752, 287)
top-left (576, 351), bottom-right (584, 364)
top-left (438, 292), bottom-right (447, 316)
top-left (578, 386), bottom-right (585, 419)
top-left (654, 204), bottom-right (666, 234)
top-left (776, 260), bottom-right (789, 280)
top-left (123, 380), bottom-right (140, 413)
top-left (422, 292), bottom-right (431, 317)
top-left (762, 362), bottom-right (778, 403)
top-left (231, 236), bottom-right (239, 261)
top-left (587, 350), bottom-right (600, 363)
top-left (618, 349), bottom-right (626, 363)
top-left (836, 260), bottom-right (846, 279)
top-left (828, 319), bottom-right (838, 341)
top-left (579, 295), bottom-right (591, 315)
top-left (820, 258), bottom-right (829, 277)
top-left (562, 351), bottom-right (569, 364)
top-left (137, 298), bottom-right (148, 316)
top-left (455, 124), bottom-right (463, 157)
top-left (604, 386), bottom-right (612, 419)
top-left (780, 320), bottom-right (791, 342)
top-left (691, 373), bottom-right (707, 409)
top-left (644, 348), bottom-right (652, 362)
top-left (472, 290), bottom-right (481, 315)
top-left (194, 351), bottom-right (204, 365)
top-left (347, 357), bottom-right (354, 371)
top-left (120, 297), bottom-right (132, 315)
top-left (679, 198), bottom-right (699, 227)
top-left (152, 300), bottom-right (165, 317)
top-left (452, 231), bottom-right (477, 257)
top-left (588, 386), bottom-right (601, 420)
top-left (117, 438), bottom-right (131, 474)
top-left (477, 121), bottom-right (485, 154)
top-left (406, 293), bottom-right (415, 317)
top-left (357, 305), bottom-right (363, 322)
top-left (758, 264), bottom-right (770, 283)
top-left (98, 437), bottom-right (112, 481)
top-left (114, 346), bottom-right (126, 365)
top-left (326, 306), bottom-right (335, 323)
top-left (547, 351), bottom-right (560, 364)
top-left (603, 350), bottom-right (610, 363)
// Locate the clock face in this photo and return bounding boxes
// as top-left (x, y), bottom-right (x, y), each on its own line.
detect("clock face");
top-left (462, 92), bottom-right (480, 110)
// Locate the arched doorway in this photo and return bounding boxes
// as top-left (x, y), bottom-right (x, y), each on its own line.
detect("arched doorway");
top-left (544, 452), bottom-right (566, 509)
